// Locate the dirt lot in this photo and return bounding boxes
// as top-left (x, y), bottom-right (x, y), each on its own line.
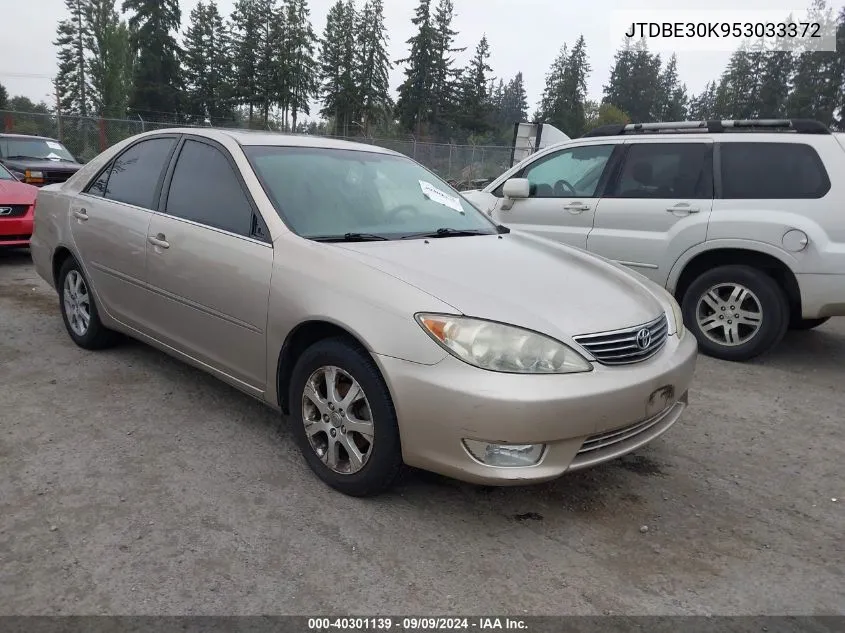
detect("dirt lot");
top-left (0, 247), bottom-right (843, 616)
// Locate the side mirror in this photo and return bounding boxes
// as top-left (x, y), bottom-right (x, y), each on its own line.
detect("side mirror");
top-left (501, 178), bottom-right (530, 210)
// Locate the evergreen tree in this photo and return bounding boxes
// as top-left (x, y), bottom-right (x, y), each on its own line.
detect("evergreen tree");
top-left (788, 0), bottom-right (840, 126)
top-left (602, 39), bottom-right (661, 122)
top-left (456, 35), bottom-right (493, 134)
top-left (355, 0), bottom-right (393, 133)
top-left (430, 0), bottom-right (464, 134)
top-left (54, 0), bottom-right (91, 116)
top-left (319, 0), bottom-right (358, 135)
top-left (538, 44), bottom-right (567, 123)
top-left (0, 82), bottom-right (7, 110)
top-left (230, 0), bottom-right (263, 124)
top-left (122, 0), bottom-right (183, 118)
top-left (655, 54), bottom-right (688, 121)
top-left (556, 35), bottom-right (590, 136)
top-left (715, 48), bottom-right (764, 119)
top-left (688, 81), bottom-right (718, 119)
top-left (758, 51), bottom-right (794, 118)
top-left (539, 36), bottom-right (590, 136)
top-left (254, 0), bottom-right (278, 126)
top-left (834, 7), bottom-right (845, 129)
top-left (86, 0), bottom-right (133, 117)
top-left (396, 0), bottom-right (436, 134)
top-left (283, 0), bottom-right (319, 131)
top-left (183, 0), bottom-right (233, 123)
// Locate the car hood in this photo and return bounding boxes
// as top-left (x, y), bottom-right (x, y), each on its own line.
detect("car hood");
top-left (1, 158), bottom-right (81, 172)
top-left (332, 231), bottom-right (665, 341)
top-left (0, 179), bottom-right (38, 203)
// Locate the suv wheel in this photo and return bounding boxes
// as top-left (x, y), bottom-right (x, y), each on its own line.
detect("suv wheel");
top-left (288, 337), bottom-right (403, 497)
top-left (681, 265), bottom-right (789, 362)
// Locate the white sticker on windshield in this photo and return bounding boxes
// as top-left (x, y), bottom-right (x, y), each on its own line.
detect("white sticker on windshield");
top-left (46, 141), bottom-right (64, 150)
top-left (45, 152), bottom-right (62, 160)
top-left (419, 180), bottom-right (464, 213)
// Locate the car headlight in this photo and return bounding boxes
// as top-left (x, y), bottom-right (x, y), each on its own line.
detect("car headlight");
top-left (416, 314), bottom-right (592, 374)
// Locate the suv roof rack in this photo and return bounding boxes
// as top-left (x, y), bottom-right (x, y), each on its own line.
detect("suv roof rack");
top-left (581, 119), bottom-right (831, 138)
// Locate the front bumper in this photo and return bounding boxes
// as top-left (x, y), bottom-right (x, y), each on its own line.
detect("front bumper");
top-left (375, 332), bottom-right (697, 485)
top-left (0, 214), bottom-right (33, 246)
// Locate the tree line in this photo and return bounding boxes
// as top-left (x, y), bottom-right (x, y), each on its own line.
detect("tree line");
top-left (0, 0), bottom-right (843, 145)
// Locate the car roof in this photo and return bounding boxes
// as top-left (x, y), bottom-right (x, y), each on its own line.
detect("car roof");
top-left (0, 132), bottom-right (61, 142)
top-left (136, 127), bottom-right (402, 156)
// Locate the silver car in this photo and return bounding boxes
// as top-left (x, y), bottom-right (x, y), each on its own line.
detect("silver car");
top-left (30, 129), bottom-right (698, 496)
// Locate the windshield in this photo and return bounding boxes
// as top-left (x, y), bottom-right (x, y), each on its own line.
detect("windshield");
top-left (0, 137), bottom-right (76, 162)
top-left (0, 163), bottom-right (15, 181)
top-left (243, 146), bottom-right (499, 240)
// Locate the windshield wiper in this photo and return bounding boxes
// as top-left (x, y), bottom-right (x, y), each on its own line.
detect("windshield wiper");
top-left (400, 227), bottom-right (500, 240)
top-left (4, 155), bottom-right (44, 161)
top-left (310, 232), bottom-right (391, 243)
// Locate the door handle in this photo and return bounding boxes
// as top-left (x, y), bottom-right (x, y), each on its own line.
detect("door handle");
top-left (564, 202), bottom-right (591, 214)
top-left (148, 234), bottom-right (170, 249)
top-left (666, 204), bottom-right (700, 215)
top-left (72, 209), bottom-right (88, 221)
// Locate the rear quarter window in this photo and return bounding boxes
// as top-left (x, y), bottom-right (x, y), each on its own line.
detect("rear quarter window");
top-left (719, 142), bottom-right (830, 199)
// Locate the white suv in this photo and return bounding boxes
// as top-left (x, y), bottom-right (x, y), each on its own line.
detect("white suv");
top-left (463, 119), bottom-right (845, 362)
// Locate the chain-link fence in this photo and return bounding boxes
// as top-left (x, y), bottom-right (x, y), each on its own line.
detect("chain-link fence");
top-left (1, 110), bottom-right (512, 189)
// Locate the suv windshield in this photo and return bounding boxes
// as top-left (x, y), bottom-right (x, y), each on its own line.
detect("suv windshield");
top-left (244, 146), bottom-right (499, 240)
top-left (0, 137), bottom-right (77, 162)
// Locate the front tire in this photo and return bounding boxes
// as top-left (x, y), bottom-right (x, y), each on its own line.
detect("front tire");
top-left (288, 337), bottom-right (403, 497)
top-left (681, 265), bottom-right (789, 362)
top-left (58, 257), bottom-right (119, 350)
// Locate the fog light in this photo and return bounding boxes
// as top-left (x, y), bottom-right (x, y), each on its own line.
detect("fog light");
top-left (463, 440), bottom-right (545, 467)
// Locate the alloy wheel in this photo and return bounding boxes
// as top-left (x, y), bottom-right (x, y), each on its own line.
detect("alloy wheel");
top-left (696, 283), bottom-right (763, 347)
top-left (63, 270), bottom-right (91, 337)
top-left (301, 365), bottom-right (375, 475)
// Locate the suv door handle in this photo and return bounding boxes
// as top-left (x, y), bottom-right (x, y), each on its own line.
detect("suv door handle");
top-left (666, 204), bottom-right (700, 215)
top-left (564, 202), bottom-right (591, 214)
top-left (72, 208), bottom-right (88, 221)
top-left (148, 234), bottom-right (170, 249)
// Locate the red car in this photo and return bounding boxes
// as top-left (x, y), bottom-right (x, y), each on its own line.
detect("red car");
top-left (0, 161), bottom-right (38, 247)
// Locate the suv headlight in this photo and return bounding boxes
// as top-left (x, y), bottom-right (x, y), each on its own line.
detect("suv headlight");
top-left (416, 314), bottom-right (592, 374)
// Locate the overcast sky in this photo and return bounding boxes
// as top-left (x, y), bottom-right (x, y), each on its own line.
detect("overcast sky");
top-left (1, 0), bottom-right (841, 117)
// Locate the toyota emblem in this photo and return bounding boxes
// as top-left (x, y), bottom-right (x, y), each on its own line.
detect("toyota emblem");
top-left (636, 328), bottom-right (652, 350)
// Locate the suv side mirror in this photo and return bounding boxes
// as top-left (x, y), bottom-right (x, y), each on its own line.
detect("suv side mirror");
top-left (501, 178), bottom-right (530, 210)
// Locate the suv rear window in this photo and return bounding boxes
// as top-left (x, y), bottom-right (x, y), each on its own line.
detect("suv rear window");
top-left (720, 142), bottom-right (830, 199)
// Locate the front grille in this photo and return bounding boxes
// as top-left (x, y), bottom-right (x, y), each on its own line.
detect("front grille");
top-left (0, 204), bottom-right (30, 218)
top-left (573, 314), bottom-right (668, 365)
top-left (577, 407), bottom-right (670, 456)
top-left (44, 170), bottom-right (76, 185)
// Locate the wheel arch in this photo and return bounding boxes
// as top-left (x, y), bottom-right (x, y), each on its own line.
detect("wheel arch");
top-left (276, 320), bottom-right (377, 415)
top-left (51, 245), bottom-right (77, 288)
top-left (669, 242), bottom-right (801, 317)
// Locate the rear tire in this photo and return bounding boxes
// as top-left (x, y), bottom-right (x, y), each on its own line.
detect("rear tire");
top-left (288, 337), bottom-right (403, 497)
top-left (789, 316), bottom-right (830, 331)
top-left (681, 265), bottom-right (789, 362)
top-left (58, 257), bottom-right (119, 350)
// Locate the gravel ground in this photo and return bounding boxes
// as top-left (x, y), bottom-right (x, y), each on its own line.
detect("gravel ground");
top-left (0, 248), bottom-right (843, 616)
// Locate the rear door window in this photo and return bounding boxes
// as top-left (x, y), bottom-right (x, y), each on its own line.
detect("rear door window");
top-left (104, 138), bottom-right (177, 209)
top-left (719, 142), bottom-right (830, 199)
